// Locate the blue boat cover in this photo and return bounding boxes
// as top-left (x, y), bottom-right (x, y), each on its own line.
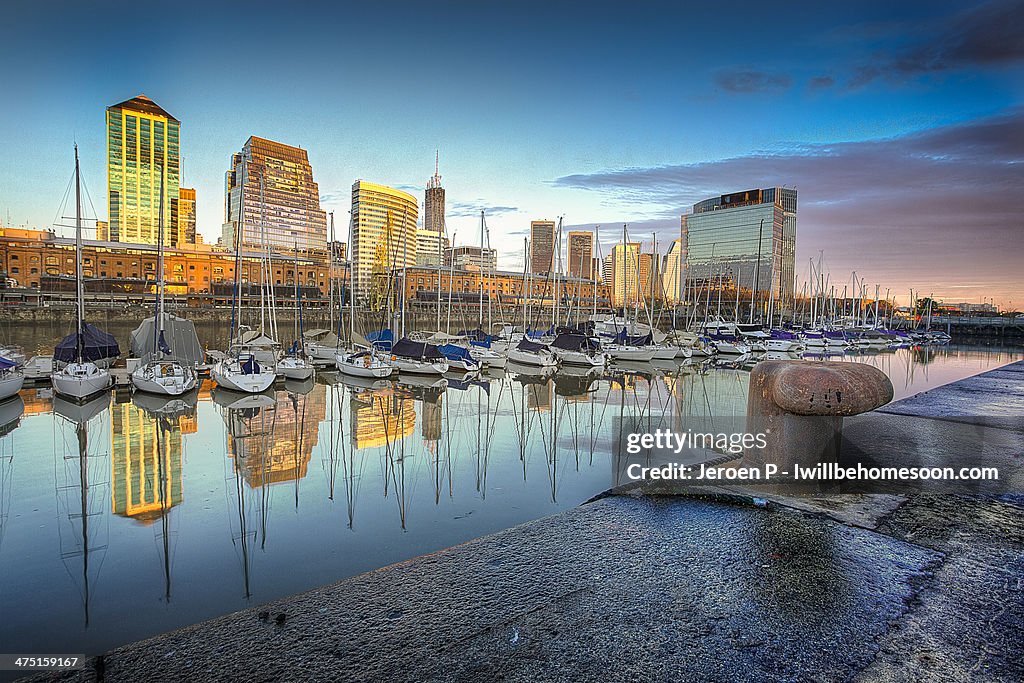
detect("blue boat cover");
top-left (367, 329), bottom-right (395, 351)
top-left (613, 328), bottom-right (653, 346)
top-left (438, 344), bottom-right (477, 364)
top-left (241, 356), bottom-right (261, 375)
top-left (392, 337), bottom-right (444, 360)
top-left (54, 323), bottom-right (121, 363)
top-left (0, 356), bottom-right (15, 370)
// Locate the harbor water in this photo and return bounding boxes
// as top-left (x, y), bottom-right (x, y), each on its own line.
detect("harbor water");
top-left (0, 343), bottom-right (1019, 674)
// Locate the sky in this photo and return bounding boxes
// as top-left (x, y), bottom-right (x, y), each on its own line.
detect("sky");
top-left (0, 0), bottom-right (1022, 307)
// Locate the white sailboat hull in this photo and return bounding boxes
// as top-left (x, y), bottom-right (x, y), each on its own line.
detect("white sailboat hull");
top-left (606, 345), bottom-right (658, 362)
top-left (468, 347), bottom-right (507, 368)
top-left (651, 345), bottom-right (678, 360)
top-left (390, 358), bottom-right (450, 375)
top-left (336, 354), bottom-right (394, 378)
top-left (507, 348), bottom-right (558, 367)
top-left (278, 357), bottom-right (315, 380)
top-left (0, 371), bottom-right (24, 402)
top-left (211, 359), bottom-right (277, 393)
top-left (552, 348), bottom-right (607, 367)
top-left (307, 343), bottom-right (342, 362)
top-left (130, 361), bottom-right (198, 396)
top-left (51, 362), bottom-right (111, 400)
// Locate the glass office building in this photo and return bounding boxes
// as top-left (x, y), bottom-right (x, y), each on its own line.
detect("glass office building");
top-left (683, 187), bottom-right (797, 305)
top-left (222, 136), bottom-right (328, 255)
top-left (351, 180), bottom-right (419, 296)
top-left (106, 95), bottom-right (180, 246)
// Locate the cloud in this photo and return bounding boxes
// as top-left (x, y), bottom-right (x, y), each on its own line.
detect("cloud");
top-left (714, 69), bottom-right (792, 93)
top-left (808, 75), bottom-right (835, 90)
top-left (848, 0), bottom-right (1024, 87)
top-left (552, 108), bottom-right (1024, 302)
top-left (448, 201), bottom-right (519, 218)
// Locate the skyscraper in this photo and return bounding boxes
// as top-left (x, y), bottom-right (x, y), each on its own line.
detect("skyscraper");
top-left (567, 231), bottom-right (594, 279)
top-left (530, 220), bottom-right (555, 274)
top-left (661, 238), bottom-right (686, 304)
top-left (178, 187), bottom-right (196, 246)
top-left (683, 188), bottom-right (797, 305)
top-left (222, 136), bottom-right (328, 254)
top-left (351, 180), bottom-right (418, 297)
top-left (106, 94), bottom-right (179, 245)
top-left (611, 242), bottom-right (640, 307)
top-left (417, 154), bottom-right (447, 267)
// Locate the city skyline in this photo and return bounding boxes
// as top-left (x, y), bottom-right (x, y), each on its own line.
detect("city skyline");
top-left (1, 1), bottom-right (1022, 306)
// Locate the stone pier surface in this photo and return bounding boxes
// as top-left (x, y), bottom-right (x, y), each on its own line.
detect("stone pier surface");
top-left (28, 361), bottom-right (1024, 683)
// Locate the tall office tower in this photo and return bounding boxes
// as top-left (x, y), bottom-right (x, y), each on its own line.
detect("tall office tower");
top-left (661, 237), bottom-right (686, 304)
top-left (351, 180), bottom-right (419, 296)
top-left (592, 257), bottom-right (603, 283)
top-left (638, 252), bottom-right (661, 302)
top-left (603, 255), bottom-right (614, 288)
top-left (683, 188), bottom-right (797, 305)
top-left (567, 231), bottom-right (594, 279)
top-left (222, 136), bottom-right (328, 254)
top-left (178, 187), bottom-right (196, 246)
top-left (418, 152), bottom-right (446, 268)
top-left (529, 220), bottom-right (556, 274)
top-left (106, 94), bottom-right (180, 245)
top-left (610, 242), bottom-right (640, 308)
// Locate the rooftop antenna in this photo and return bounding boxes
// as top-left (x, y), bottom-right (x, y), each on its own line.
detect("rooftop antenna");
top-left (428, 150), bottom-right (441, 189)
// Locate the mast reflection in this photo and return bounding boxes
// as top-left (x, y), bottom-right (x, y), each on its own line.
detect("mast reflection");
top-left (53, 393), bottom-right (111, 626)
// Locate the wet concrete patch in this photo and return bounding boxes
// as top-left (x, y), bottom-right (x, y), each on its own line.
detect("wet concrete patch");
top-left (27, 496), bottom-right (939, 683)
top-left (862, 495), bottom-right (1024, 682)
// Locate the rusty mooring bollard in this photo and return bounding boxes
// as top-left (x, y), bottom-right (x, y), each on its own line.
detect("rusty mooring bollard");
top-left (744, 361), bottom-right (894, 472)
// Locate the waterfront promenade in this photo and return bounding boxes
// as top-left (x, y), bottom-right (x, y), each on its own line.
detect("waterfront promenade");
top-left (27, 361), bottom-right (1024, 682)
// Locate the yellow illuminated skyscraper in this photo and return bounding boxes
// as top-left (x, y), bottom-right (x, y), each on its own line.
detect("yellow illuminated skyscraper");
top-left (351, 180), bottom-right (418, 297)
top-left (611, 242), bottom-right (640, 307)
top-left (178, 187), bottom-right (197, 246)
top-left (106, 94), bottom-right (180, 246)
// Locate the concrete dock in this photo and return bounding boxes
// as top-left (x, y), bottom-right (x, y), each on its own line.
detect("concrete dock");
top-left (27, 361), bottom-right (1024, 682)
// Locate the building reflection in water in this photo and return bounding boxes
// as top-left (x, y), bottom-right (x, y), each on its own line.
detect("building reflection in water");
top-left (349, 385), bottom-right (415, 450)
top-left (222, 384), bottom-right (326, 488)
top-left (111, 398), bottom-right (191, 523)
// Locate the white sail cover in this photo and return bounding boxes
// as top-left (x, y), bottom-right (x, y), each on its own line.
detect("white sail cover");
top-left (130, 314), bottom-right (205, 366)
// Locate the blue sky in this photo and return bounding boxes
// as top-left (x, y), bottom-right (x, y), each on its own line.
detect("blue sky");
top-left (1, 0), bottom-right (1022, 305)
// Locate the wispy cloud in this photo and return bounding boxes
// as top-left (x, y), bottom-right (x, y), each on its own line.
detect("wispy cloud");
top-left (552, 109), bottom-right (1024, 301)
top-left (448, 200), bottom-right (519, 218)
top-left (714, 69), bottom-right (792, 94)
top-left (847, 0), bottom-right (1024, 88)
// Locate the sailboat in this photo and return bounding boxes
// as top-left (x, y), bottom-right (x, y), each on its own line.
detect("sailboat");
top-left (51, 146), bottom-right (118, 400)
top-left (336, 216), bottom-right (393, 379)
top-left (277, 244), bottom-right (315, 380)
top-left (130, 167), bottom-right (199, 396)
top-left (0, 356), bottom-right (23, 403)
top-left (211, 177), bottom-right (277, 393)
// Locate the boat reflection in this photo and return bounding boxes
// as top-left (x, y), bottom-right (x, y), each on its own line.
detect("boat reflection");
top-left (53, 393), bottom-right (111, 626)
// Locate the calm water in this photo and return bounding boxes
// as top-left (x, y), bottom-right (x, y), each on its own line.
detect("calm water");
top-left (0, 343), bottom-right (1018, 669)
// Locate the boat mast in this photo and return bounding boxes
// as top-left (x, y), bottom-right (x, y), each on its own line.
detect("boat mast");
top-left (478, 209), bottom-right (484, 330)
top-left (348, 214), bottom-right (355, 348)
top-left (74, 144), bottom-right (85, 364)
top-left (554, 217), bottom-right (562, 330)
top-left (155, 164), bottom-right (166, 359)
top-left (592, 225), bottom-right (599, 319)
top-left (328, 211), bottom-right (335, 335)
